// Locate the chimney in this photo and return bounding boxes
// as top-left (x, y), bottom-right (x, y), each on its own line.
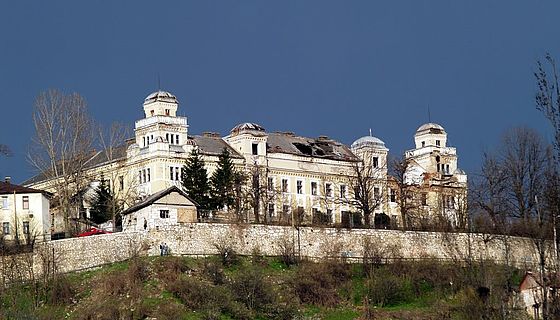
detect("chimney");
top-left (4, 176), bottom-right (11, 184)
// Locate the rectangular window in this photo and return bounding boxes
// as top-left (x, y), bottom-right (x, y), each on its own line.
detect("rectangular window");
top-left (421, 141), bottom-right (425, 147)
top-left (372, 156), bottom-right (379, 168)
top-left (143, 169), bottom-right (146, 183)
top-left (282, 179), bottom-right (288, 193)
top-left (268, 203), bottom-right (274, 217)
top-left (340, 185), bottom-right (346, 198)
top-left (296, 180), bottom-right (303, 194)
top-left (421, 193), bottom-right (428, 206)
top-left (147, 168), bottom-right (151, 182)
top-left (2, 222), bottom-right (9, 235)
top-left (282, 205), bottom-right (290, 214)
top-left (23, 221), bottom-right (30, 234)
top-left (160, 210), bottom-right (170, 219)
top-left (390, 188), bottom-right (396, 202)
top-left (119, 176), bottom-right (124, 190)
top-left (374, 187), bottom-right (380, 198)
top-left (139, 170), bottom-right (142, 184)
top-left (267, 177), bottom-right (274, 191)
top-left (170, 167), bottom-right (174, 181)
top-left (0, 196), bottom-right (8, 209)
top-left (311, 182), bottom-right (317, 195)
top-left (176, 135), bottom-right (180, 145)
top-left (175, 167), bottom-right (180, 181)
top-left (252, 143), bottom-right (258, 155)
top-left (446, 164), bottom-right (450, 174)
top-left (436, 140), bottom-right (440, 146)
top-left (325, 183), bottom-right (333, 197)
top-left (143, 137), bottom-right (146, 147)
top-left (165, 109), bottom-right (170, 116)
top-left (22, 196), bottom-right (29, 210)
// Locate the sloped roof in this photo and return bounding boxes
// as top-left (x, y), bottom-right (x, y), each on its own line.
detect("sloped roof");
top-left (266, 132), bottom-right (358, 162)
top-left (121, 185), bottom-right (197, 216)
top-left (191, 135), bottom-right (243, 159)
top-left (23, 145), bottom-right (128, 186)
top-left (0, 181), bottom-right (51, 196)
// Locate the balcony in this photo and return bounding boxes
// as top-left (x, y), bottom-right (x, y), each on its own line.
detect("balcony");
top-left (135, 116), bottom-right (187, 129)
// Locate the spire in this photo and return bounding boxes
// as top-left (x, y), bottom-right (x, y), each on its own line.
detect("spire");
top-left (369, 128), bottom-right (372, 137)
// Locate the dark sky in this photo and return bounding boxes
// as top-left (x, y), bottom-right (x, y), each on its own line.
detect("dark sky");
top-left (1, 1), bottom-right (559, 183)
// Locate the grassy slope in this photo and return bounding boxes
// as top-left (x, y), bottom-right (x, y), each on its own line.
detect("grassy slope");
top-left (0, 255), bottom-right (527, 320)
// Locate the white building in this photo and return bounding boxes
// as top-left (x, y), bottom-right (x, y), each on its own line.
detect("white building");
top-left (25, 90), bottom-right (467, 230)
top-left (0, 178), bottom-right (51, 242)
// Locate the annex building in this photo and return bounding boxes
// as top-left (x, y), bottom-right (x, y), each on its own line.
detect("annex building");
top-left (25, 91), bottom-right (467, 232)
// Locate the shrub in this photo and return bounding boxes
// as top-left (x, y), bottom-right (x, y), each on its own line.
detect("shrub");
top-left (365, 270), bottom-right (414, 307)
top-left (230, 266), bottom-right (273, 311)
top-left (277, 235), bottom-right (298, 266)
top-left (214, 237), bottom-right (238, 267)
top-left (291, 262), bottom-right (349, 307)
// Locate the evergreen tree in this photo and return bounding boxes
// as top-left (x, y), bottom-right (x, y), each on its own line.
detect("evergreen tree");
top-left (211, 148), bottom-right (237, 210)
top-left (89, 178), bottom-right (114, 224)
top-left (182, 149), bottom-right (211, 209)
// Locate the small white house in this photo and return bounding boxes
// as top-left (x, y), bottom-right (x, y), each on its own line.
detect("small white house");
top-left (0, 178), bottom-right (51, 242)
top-left (121, 186), bottom-right (198, 232)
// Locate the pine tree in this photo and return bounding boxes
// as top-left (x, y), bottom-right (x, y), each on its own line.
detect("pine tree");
top-left (89, 179), bottom-right (114, 224)
top-left (182, 149), bottom-right (211, 209)
top-left (211, 148), bottom-right (236, 210)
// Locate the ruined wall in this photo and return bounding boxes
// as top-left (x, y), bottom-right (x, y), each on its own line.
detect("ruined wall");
top-left (2, 224), bottom-right (548, 281)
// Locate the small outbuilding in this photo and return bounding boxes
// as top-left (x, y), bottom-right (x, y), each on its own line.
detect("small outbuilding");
top-left (121, 186), bottom-right (198, 232)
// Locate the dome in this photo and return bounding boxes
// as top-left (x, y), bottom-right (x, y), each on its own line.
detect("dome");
top-left (230, 122), bottom-right (266, 135)
top-left (416, 123), bottom-right (445, 134)
top-left (351, 135), bottom-right (386, 149)
top-left (144, 91), bottom-right (178, 104)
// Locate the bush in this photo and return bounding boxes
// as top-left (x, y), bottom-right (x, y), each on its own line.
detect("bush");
top-left (277, 235), bottom-right (298, 266)
top-left (214, 237), bottom-right (239, 267)
top-left (230, 266), bottom-right (273, 311)
top-left (46, 275), bottom-right (74, 305)
top-left (291, 262), bottom-right (349, 307)
top-left (365, 270), bottom-right (414, 307)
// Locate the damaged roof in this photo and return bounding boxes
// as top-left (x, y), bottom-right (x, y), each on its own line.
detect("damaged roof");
top-left (191, 135), bottom-right (243, 159)
top-left (267, 132), bottom-right (358, 162)
top-left (0, 181), bottom-right (52, 196)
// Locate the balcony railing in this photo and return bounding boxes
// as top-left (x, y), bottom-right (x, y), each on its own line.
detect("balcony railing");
top-left (135, 116), bottom-right (187, 129)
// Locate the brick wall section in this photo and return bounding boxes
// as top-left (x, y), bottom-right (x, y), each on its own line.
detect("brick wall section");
top-left (1, 224), bottom-right (547, 280)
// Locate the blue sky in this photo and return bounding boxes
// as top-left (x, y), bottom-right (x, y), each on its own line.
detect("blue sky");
top-left (1, 1), bottom-right (560, 183)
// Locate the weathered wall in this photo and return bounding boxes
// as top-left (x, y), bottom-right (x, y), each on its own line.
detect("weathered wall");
top-left (1, 223), bottom-right (550, 281)
top-left (49, 224), bottom-right (549, 271)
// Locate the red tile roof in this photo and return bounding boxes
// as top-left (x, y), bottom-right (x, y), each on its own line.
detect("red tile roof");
top-left (0, 181), bottom-right (49, 195)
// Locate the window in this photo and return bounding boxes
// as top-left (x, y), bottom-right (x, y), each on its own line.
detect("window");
top-left (446, 164), bottom-right (450, 174)
top-left (150, 110), bottom-right (154, 116)
top-left (160, 210), bottom-right (170, 219)
top-left (267, 177), bottom-right (274, 191)
top-left (282, 205), bottom-right (290, 214)
top-left (143, 169), bottom-right (146, 183)
top-left (165, 109), bottom-right (170, 116)
top-left (421, 193), bottom-right (428, 206)
top-left (22, 196), bottom-right (29, 210)
top-left (147, 168), bottom-right (151, 182)
top-left (282, 179), bottom-right (288, 193)
top-left (23, 221), bottom-right (29, 234)
top-left (175, 167), bottom-right (180, 181)
top-left (268, 203), bottom-right (274, 217)
top-left (296, 180), bottom-right (303, 194)
top-left (166, 133), bottom-right (169, 143)
top-left (252, 143), bottom-right (258, 155)
top-left (436, 140), bottom-right (440, 146)
top-left (119, 176), bottom-right (124, 190)
top-left (143, 137), bottom-right (146, 147)
top-left (325, 183), bottom-right (333, 197)
top-left (372, 156), bottom-right (379, 168)
top-left (340, 185), bottom-right (347, 198)
top-left (354, 186), bottom-right (361, 200)
top-left (176, 135), bottom-right (180, 145)
top-left (311, 182), bottom-right (318, 195)
top-left (2, 222), bottom-right (9, 235)
top-left (374, 187), bottom-right (380, 198)
top-left (389, 188), bottom-right (396, 202)
top-left (139, 170), bottom-right (142, 183)
top-left (327, 209), bottom-right (333, 220)
top-left (170, 167), bottom-right (174, 180)
top-left (1, 196), bottom-right (8, 209)
top-left (421, 141), bottom-right (425, 147)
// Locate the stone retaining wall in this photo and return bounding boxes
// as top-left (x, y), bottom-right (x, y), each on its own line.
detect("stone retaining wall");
top-left (1, 223), bottom-right (551, 281)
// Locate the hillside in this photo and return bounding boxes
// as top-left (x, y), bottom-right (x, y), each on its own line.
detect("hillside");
top-left (0, 254), bottom-right (530, 320)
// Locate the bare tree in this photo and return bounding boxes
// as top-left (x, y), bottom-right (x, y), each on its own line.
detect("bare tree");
top-left (96, 122), bottom-right (137, 230)
top-left (389, 155), bottom-right (419, 230)
top-left (0, 144), bottom-right (11, 157)
top-left (28, 89), bottom-right (95, 235)
top-left (340, 159), bottom-right (386, 227)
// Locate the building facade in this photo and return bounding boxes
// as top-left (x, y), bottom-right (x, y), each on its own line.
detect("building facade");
top-left (0, 179), bottom-right (51, 243)
top-left (25, 90), bottom-right (467, 230)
